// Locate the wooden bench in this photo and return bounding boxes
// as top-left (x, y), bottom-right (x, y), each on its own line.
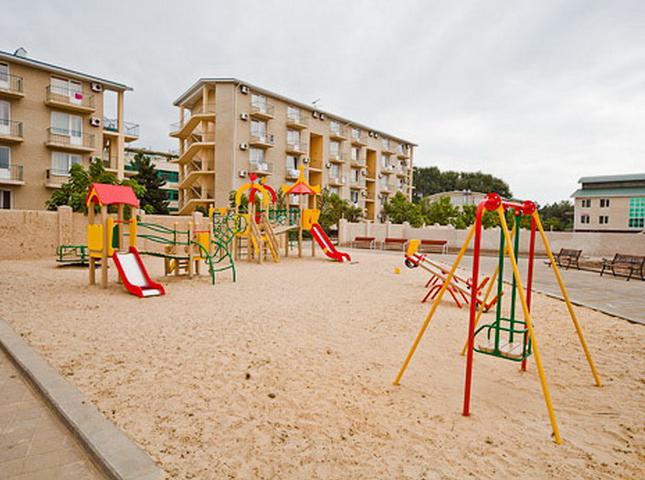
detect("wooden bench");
top-left (382, 238), bottom-right (407, 251)
top-left (419, 239), bottom-right (448, 254)
top-left (553, 248), bottom-right (582, 270)
top-left (351, 236), bottom-right (376, 249)
top-left (600, 254), bottom-right (645, 281)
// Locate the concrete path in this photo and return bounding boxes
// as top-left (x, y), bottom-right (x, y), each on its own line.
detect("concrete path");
top-left (0, 349), bottom-right (104, 479)
top-left (440, 254), bottom-right (645, 325)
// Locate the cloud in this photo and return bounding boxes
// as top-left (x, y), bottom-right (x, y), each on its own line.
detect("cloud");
top-left (2, 0), bottom-right (643, 203)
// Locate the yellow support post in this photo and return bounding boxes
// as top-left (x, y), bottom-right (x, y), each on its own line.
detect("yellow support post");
top-left (394, 224), bottom-right (476, 386)
top-left (497, 208), bottom-right (562, 444)
top-left (532, 212), bottom-right (602, 387)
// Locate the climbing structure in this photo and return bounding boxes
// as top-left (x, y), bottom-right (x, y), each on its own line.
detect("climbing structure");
top-left (393, 193), bottom-right (602, 444)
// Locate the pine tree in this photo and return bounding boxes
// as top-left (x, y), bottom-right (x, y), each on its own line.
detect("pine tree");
top-left (130, 153), bottom-right (169, 214)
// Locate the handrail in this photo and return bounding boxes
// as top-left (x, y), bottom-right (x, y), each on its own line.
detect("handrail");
top-left (0, 119), bottom-right (23, 137)
top-left (46, 128), bottom-right (95, 148)
top-left (0, 73), bottom-right (23, 93)
top-left (46, 85), bottom-right (95, 108)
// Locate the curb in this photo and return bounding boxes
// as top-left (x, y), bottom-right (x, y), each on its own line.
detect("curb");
top-left (0, 319), bottom-right (165, 480)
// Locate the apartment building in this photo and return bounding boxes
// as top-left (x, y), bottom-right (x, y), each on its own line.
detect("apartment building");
top-left (571, 173), bottom-right (645, 232)
top-left (0, 48), bottom-right (137, 210)
top-left (170, 78), bottom-right (416, 221)
top-left (124, 147), bottom-right (179, 213)
top-left (425, 190), bottom-right (487, 207)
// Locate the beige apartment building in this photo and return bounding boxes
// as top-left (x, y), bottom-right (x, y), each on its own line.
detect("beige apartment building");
top-left (572, 173), bottom-right (645, 232)
top-left (0, 48), bottom-right (138, 210)
top-left (170, 78), bottom-right (416, 221)
top-left (124, 147), bottom-right (179, 213)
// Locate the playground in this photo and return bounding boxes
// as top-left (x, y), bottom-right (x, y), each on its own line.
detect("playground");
top-left (0, 246), bottom-right (642, 479)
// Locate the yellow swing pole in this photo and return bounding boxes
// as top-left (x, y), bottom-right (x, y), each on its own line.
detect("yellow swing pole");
top-left (459, 223), bottom-right (517, 356)
top-left (497, 208), bottom-right (562, 444)
top-left (532, 212), bottom-right (602, 387)
top-left (394, 224), bottom-right (476, 386)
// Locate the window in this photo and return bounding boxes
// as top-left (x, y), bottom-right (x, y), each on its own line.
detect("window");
top-left (380, 175), bottom-right (388, 187)
top-left (0, 100), bottom-right (9, 135)
top-left (0, 63), bottom-right (8, 88)
top-left (330, 121), bottom-right (340, 135)
top-left (249, 148), bottom-right (264, 164)
top-left (0, 190), bottom-right (10, 209)
top-left (381, 154), bottom-right (390, 168)
top-left (163, 190), bottom-right (179, 201)
top-left (0, 146), bottom-right (9, 170)
top-left (628, 197), bottom-right (645, 228)
top-left (329, 186), bottom-right (340, 196)
top-left (580, 214), bottom-right (590, 224)
top-left (600, 198), bottom-right (610, 208)
top-left (599, 215), bottom-right (609, 225)
top-left (351, 128), bottom-right (361, 140)
top-left (351, 169), bottom-right (360, 183)
top-left (251, 119), bottom-right (266, 138)
top-left (287, 106), bottom-right (300, 121)
top-left (381, 138), bottom-right (389, 150)
top-left (51, 77), bottom-right (81, 96)
top-left (351, 147), bottom-right (360, 162)
top-left (51, 151), bottom-right (81, 175)
top-left (286, 155), bottom-right (299, 170)
top-left (581, 199), bottom-right (591, 208)
top-left (330, 164), bottom-right (340, 178)
top-left (329, 141), bottom-right (340, 157)
top-left (350, 190), bottom-right (359, 204)
top-left (51, 111), bottom-right (82, 141)
top-left (158, 171), bottom-right (179, 183)
top-left (287, 129), bottom-right (300, 147)
top-left (251, 93), bottom-right (267, 111)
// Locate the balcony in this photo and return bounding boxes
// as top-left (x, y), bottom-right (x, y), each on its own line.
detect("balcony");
top-left (179, 169), bottom-right (215, 190)
top-left (0, 165), bottom-right (24, 185)
top-left (287, 113), bottom-right (308, 130)
top-left (381, 143), bottom-right (396, 155)
top-left (349, 177), bottom-right (366, 189)
top-left (350, 130), bottom-right (367, 146)
top-left (0, 74), bottom-right (24, 99)
top-left (103, 118), bottom-right (140, 141)
top-left (249, 133), bottom-right (275, 148)
top-left (45, 128), bottom-right (95, 153)
top-left (250, 102), bottom-right (275, 120)
top-left (350, 156), bottom-right (365, 168)
top-left (0, 120), bottom-right (24, 143)
top-left (175, 140), bottom-right (216, 165)
top-left (381, 164), bottom-right (395, 174)
top-left (328, 152), bottom-right (347, 164)
top-left (170, 102), bottom-right (216, 138)
top-left (45, 86), bottom-right (95, 113)
top-left (248, 161), bottom-right (273, 176)
top-left (397, 146), bottom-right (410, 159)
top-left (285, 168), bottom-right (300, 180)
top-left (328, 176), bottom-right (346, 187)
top-left (329, 125), bottom-right (348, 141)
top-left (45, 168), bottom-right (71, 188)
top-left (286, 141), bottom-right (308, 155)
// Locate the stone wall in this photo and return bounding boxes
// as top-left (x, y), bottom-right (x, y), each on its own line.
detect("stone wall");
top-left (338, 220), bottom-right (645, 258)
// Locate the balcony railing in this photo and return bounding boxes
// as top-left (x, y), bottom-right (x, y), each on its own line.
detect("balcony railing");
top-left (0, 165), bottom-right (24, 183)
top-left (250, 102), bottom-right (275, 119)
top-left (0, 73), bottom-right (24, 96)
top-left (170, 102), bottom-right (217, 130)
top-left (329, 152), bottom-right (347, 163)
top-left (46, 128), bottom-right (95, 150)
top-left (287, 112), bottom-right (308, 128)
top-left (103, 118), bottom-right (140, 137)
top-left (46, 86), bottom-right (95, 110)
top-left (248, 161), bottom-right (273, 175)
top-left (350, 155), bottom-right (365, 167)
top-left (350, 130), bottom-right (367, 145)
top-left (329, 176), bottom-right (346, 187)
top-left (285, 168), bottom-right (300, 180)
top-left (330, 125), bottom-right (348, 140)
top-left (286, 142), bottom-right (308, 154)
top-left (350, 177), bottom-right (366, 188)
top-left (0, 120), bottom-right (23, 139)
top-left (249, 133), bottom-right (275, 147)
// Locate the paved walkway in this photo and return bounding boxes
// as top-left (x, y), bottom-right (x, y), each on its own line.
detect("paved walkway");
top-left (0, 350), bottom-right (104, 480)
top-left (443, 254), bottom-right (645, 324)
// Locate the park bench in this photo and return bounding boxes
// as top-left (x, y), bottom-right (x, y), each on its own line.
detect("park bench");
top-left (600, 254), bottom-right (645, 281)
top-left (351, 236), bottom-right (376, 249)
top-left (382, 238), bottom-right (407, 251)
top-left (419, 239), bottom-right (448, 254)
top-left (552, 248), bottom-right (582, 270)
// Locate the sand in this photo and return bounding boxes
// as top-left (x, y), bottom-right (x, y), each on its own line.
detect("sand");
top-left (0, 251), bottom-right (643, 479)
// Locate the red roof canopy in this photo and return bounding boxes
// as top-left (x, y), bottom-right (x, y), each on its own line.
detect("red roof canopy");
top-left (85, 183), bottom-right (140, 208)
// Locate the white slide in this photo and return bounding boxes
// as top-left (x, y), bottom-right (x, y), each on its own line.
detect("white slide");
top-left (112, 247), bottom-right (165, 298)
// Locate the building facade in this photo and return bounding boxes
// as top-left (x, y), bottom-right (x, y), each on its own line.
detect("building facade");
top-left (124, 147), bottom-right (179, 213)
top-left (170, 78), bottom-right (416, 221)
top-left (571, 174), bottom-right (645, 232)
top-left (0, 49), bottom-right (137, 210)
top-left (424, 190), bottom-right (487, 208)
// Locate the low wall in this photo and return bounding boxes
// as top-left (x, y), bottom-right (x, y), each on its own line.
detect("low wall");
top-left (0, 208), bottom-right (206, 260)
top-left (337, 220), bottom-right (645, 258)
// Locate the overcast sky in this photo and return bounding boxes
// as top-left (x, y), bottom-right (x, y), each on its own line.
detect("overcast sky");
top-left (2, 0), bottom-right (644, 203)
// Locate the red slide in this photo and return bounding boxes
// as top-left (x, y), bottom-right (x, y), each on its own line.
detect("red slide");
top-left (112, 247), bottom-right (166, 298)
top-left (309, 223), bottom-right (351, 262)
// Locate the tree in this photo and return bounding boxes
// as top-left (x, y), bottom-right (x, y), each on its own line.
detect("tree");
top-left (318, 189), bottom-right (362, 232)
top-left (413, 166), bottom-right (512, 200)
top-left (538, 201), bottom-right (574, 231)
top-left (129, 153), bottom-right (169, 214)
top-left (383, 192), bottom-right (425, 227)
top-left (420, 196), bottom-right (460, 226)
top-left (45, 158), bottom-right (143, 213)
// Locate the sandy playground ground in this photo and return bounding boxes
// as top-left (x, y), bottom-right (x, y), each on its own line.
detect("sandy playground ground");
top-left (0, 250), bottom-right (643, 479)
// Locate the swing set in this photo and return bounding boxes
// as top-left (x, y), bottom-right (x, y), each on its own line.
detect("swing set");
top-left (393, 193), bottom-right (602, 444)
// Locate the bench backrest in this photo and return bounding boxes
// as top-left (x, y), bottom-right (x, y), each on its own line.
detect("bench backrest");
top-left (421, 239), bottom-right (447, 245)
top-left (613, 254), bottom-right (645, 265)
top-left (559, 248), bottom-right (582, 258)
top-left (353, 236), bottom-right (375, 241)
top-left (385, 238), bottom-right (406, 243)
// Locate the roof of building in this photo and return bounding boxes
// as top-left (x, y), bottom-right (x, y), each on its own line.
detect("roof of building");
top-left (426, 190), bottom-right (488, 199)
top-left (570, 187), bottom-right (645, 198)
top-left (173, 77), bottom-right (417, 146)
top-left (578, 173), bottom-right (645, 184)
top-left (86, 183), bottom-right (140, 208)
top-left (0, 49), bottom-right (132, 91)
